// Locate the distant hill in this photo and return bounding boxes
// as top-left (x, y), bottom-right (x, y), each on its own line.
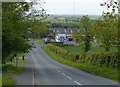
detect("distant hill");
top-left (49, 14), bottom-right (101, 18)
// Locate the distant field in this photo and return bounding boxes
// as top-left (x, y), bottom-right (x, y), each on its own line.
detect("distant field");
top-left (61, 46), bottom-right (118, 52)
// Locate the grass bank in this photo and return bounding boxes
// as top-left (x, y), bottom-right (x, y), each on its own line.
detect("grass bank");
top-left (2, 56), bottom-right (26, 87)
top-left (42, 46), bottom-right (119, 82)
top-left (36, 40), bottom-right (45, 44)
top-left (2, 76), bottom-right (16, 87)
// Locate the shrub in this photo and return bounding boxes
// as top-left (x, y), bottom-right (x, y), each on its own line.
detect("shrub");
top-left (2, 76), bottom-right (16, 87)
top-left (46, 44), bottom-right (118, 69)
top-left (67, 52), bottom-right (79, 61)
top-left (2, 64), bottom-right (16, 73)
top-left (84, 52), bottom-right (118, 68)
top-left (47, 44), bottom-right (79, 60)
top-left (47, 44), bottom-right (68, 58)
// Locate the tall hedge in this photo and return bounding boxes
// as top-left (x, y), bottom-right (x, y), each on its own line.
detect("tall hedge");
top-left (46, 44), bottom-right (118, 69)
top-left (47, 44), bottom-right (79, 61)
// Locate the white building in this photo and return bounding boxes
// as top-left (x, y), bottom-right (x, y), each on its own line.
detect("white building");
top-left (55, 34), bottom-right (66, 42)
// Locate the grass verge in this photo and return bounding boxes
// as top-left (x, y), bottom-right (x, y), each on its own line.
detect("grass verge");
top-left (36, 40), bottom-right (45, 44)
top-left (2, 62), bottom-right (25, 86)
top-left (42, 46), bottom-right (119, 82)
top-left (2, 76), bottom-right (16, 87)
top-left (0, 76), bottom-right (2, 87)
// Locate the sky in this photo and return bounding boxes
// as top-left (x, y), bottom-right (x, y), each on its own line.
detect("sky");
top-left (43, 0), bottom-right (108, 15)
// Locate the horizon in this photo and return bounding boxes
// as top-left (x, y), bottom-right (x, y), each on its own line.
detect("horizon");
top-left (43, 0), bottom-right (107, 15)
top-left (48, 14), bottom-right (102, 16)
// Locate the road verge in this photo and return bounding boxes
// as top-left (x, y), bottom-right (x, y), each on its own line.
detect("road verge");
top-left (42, 46), bottom-right (119, 82)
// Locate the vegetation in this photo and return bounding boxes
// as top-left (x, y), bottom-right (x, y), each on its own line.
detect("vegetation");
top-left (2, 59), bottom-right (25, 86)
top-left (2, 76), bottom-right (16, 87)
top-left (91, 13), bottom-right (118, 51)
top-left (26, 20), bottom-right (49, 39)
top-left (2, 2), bottom-right (32, 64)
top-left (47, 22), bottom-right (80, 29)
top-left (46, 44), bottom-right (118, 69)
top-left (2, 64), bottom-right (25, 75)
top-left (73, 16), bottom-right (92, 52)
top-left (37, 40), bottom-right (46, 44)
top-left (42, 46), bottom-right (119, 81)
top-left (61, 46), bottom-right (118, 52)
top-left (2, 1), bottom-right (48, 63)
top-left (2, 1), bottom-right (48, 86)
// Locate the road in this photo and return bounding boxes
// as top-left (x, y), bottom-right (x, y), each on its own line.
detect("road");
top-left (30, 42), bottom-right (119, 86)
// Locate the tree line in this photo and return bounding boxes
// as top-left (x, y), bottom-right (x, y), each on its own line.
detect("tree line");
top-left (73, 0), bottom-right (119, 52)
top-left (2, 2), bottom-right (49, 63)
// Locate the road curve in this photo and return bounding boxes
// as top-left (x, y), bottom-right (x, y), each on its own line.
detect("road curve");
top-left (30, 42), bottom-right (118, 86)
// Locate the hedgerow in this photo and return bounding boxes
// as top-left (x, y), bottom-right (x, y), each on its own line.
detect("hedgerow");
top-left (47, 44), bottom-right (118, 69)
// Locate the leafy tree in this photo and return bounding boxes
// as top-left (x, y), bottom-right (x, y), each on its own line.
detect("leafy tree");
top-left (90, 0), bottom-right (119, 52)
top-left (80, 16), bottom-right (91, 52)
top-left (26, 19), bottom-right (49, 39)
top-left (73, 16), bottom-right (92, 52)
top-left (2, 2), bottom-right (32, 63)
top-left (92, 13), bottom-right (118, 51)
top-left (100, 0), bottom-right (119, 14)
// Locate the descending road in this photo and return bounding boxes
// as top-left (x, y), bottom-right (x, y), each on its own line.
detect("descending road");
top-left (30, 42), bottom-right (118, 86)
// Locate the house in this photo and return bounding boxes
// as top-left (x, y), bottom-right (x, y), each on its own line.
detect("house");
top-left (66, 34), bottom-right (73, 41)
top-left (55, 34), bottom-right (66, 42)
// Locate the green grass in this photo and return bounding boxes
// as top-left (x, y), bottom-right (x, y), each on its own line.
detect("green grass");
top-left (7, 56), bottom-right (26, 64)
top-left (2, 64), bottom-right (25, 86)
top-left (2, 57), bottom-right (26, 86)
top-left (42, 46), bottom-right (119, 82)
top-left (36, 40), bottom-right (45, 44)
top-left (61, 46), bottom-right (118, 52)
top-left (0, 76), bottom-right (2, 87)
top-left (2, 76), bottom-right (16, 87)
top-left (3, 64), bottom-right (25, 75)
top-left (11, 61), bottom-right (26, 63)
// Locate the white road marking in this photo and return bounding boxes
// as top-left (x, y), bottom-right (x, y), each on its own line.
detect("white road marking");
top-left (62, 73), bottom-right (66, 76)
top-left (57, 70), bottom-right (61, 72)
top-left (58, 70), bottom-right (72, 80)
top-left (74, 81), bottom-right (82, 85)
top-left (66, 76), bottom-right (72, 80)
top-left (31, 54), bottom-right (35, 87)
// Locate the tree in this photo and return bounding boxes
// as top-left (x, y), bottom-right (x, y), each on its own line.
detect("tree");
top-left (2, 2), bottom-right (32, 63)
top-left (73, 16), bottom-right (92, 52)
top-left (92, 13), bottom-right (118, 51)
top-left (90, 0), bottom-right (119, 52)
top-left (100, 0), bottom-right (119, 14)
top-left (26, 19), bottom-right (49, 39)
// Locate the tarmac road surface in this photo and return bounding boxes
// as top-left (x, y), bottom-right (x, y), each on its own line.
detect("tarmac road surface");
top-left (30, 42), bottom-right (119, 86)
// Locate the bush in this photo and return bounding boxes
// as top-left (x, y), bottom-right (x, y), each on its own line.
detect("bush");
top-left (84, 52), bottom-right (118, 68)
top-left (67, 52), bottom-right (79, 61)
top-left (46, 44), bottom-right (118, 69)
top-left (2, 64), bottom-right (16, 73)
top-left (47, 44), bottom-right (79, 61)
top-left (2, 76), bottom-right (16, 87)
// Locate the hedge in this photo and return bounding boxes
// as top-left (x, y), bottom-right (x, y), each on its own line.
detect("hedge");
top-left (67, 52), bottom-right (80, 61)
top-left (46, 44), bottom-right (118, 69)
top-left (47, 44), bottom-right (79, 61)
top-left (85, 52), bottom-right (118, 68)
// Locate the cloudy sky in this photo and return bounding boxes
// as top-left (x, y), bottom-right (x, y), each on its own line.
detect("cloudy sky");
top-left (43, 0), bottom-right (108, 15)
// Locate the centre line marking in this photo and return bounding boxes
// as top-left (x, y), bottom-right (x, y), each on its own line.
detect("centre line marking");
top-left (62, 73), bottom-right (66, 76)
top-left (74, 81), bottom-right (82, 85)
top-left (66, 76), bottom-right (72, 80)
top-left (57, 70), bottom-right (61, 72)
